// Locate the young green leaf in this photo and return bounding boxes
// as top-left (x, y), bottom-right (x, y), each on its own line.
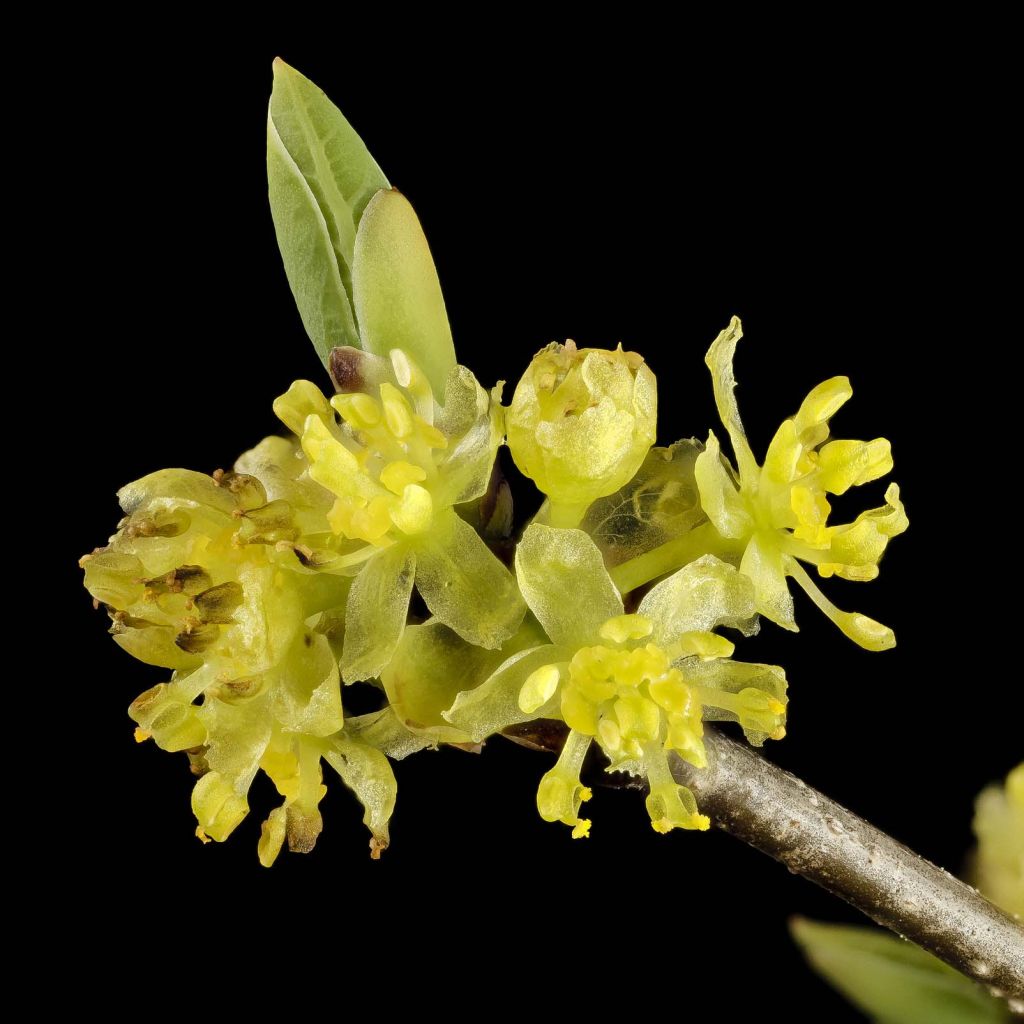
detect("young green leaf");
top-left (267, 58), bottom-right (389, 366)
top-left (791, 918), bottom-right (1010, 1023)
top-left (352, 189), bottom-right (457, 398)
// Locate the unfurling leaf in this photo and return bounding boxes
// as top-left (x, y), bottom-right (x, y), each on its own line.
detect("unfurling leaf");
top-left (352, 189), bottom-right (457, 398)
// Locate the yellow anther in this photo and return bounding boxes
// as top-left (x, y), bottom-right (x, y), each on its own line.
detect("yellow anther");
top-left (272, 379), bottom-right (335, 436)
top-left (598, 613), bottom-right (654, 644)
top-left (816, 437), bottom-right (893, 494)
top-left (380, 383), bottom-right (414, 438)
top-left (331, 392), bottom-right (382, 428)
top-left (648, 673), bottom-right (692, 715)
top-left (380, 460), bottom-right (428, 495)
top-left (836, 612), bottom-right (896, 651)
top-left (646, 782), bottom-right (710, 834)
top-left (388, 484), bottom-right (434, 535)
top-left (667, 721), bottom-right (707, 768)
top-left (415, 419), bottom-right (449, 450)
top-left (613, 693), bottom-right (661, 744)
top-left (353, 496), bottom-right (397, 543)
top-left (561, 685), bottom-right (600, 734)
top-left (519, 664), bottom-right (561, 713)
top-left (791, 485), bottom-right (831, 546)
top-left (675, 631), bottom-right (735, 660)
top-left (302, 414), bottom-right (359, 476)
top-left (536, 733), bottom-right (593, 832)
top-left (191, 771), bottom-right (248, 843)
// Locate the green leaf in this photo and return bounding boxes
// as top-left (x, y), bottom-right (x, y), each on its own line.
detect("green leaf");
top-left (790, 919), bottom-right (1010, 1024)
top-left (352, 189), bottom-right (457, 398)
top-left (267, 59), bottom-right (389, 366)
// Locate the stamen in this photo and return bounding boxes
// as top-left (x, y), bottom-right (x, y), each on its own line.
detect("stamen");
top-left (785, 557), bottom-right (895, 651)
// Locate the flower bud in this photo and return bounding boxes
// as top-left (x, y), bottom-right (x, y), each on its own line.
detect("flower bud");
top-left (506, 342), bottom-right (657, 520)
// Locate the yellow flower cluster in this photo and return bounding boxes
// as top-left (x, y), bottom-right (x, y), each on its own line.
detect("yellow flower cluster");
top-left (83, 318), bottom-right (907, 859)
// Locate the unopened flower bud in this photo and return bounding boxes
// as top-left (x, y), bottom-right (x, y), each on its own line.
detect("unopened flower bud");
top-left (506, 342), bottom-right (657, 525)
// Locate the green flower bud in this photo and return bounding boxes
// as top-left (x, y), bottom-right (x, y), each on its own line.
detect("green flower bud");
top-left (506, 342), bottom-right (657, 525)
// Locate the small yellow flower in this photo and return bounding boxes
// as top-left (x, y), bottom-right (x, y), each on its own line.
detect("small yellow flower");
top-left (275, 348), bottom-right (525, 681)
top-left (974, 763), bottom-right (1024, 918)
top-left (506, 341), bottom-right (657, 527)
top-left (694, 317), bottom-right (908, 649)
top-left (82, 450), bottom-right (396, 865)
top-left (446, 525), bottom-right (787, 836)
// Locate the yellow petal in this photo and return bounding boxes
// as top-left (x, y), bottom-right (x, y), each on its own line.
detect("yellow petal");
top-left (704, 317), bottom-right (760, 484)
top-left (793, 376), bottom-right (852, 449)
top-left (515, 524), bottom-right (623, 647)
top-left (273, 380), bottom-right (335, 437)
top-left (598, 614), bottom-right (653, 644)
top-left (816, 438), bottom-right (893, 494)
top-left (389, 483), bottom-right (434, 535)
top-left (694, 432), bottom-right (753, 539)
top-left (415, 510), bottom-right (526, 649)
top-left (740, 533), bottom-right (796, 630)
top-left (191, 771), bottom-right (248, 843)
top-left (341, 543), bottom-right (416, 682)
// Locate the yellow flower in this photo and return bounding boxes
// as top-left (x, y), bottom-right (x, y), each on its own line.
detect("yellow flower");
top-left (445, 525), bottom-right (787, 836)
top-left (275, 348), bottom-right (525, 681)
top-left (506, 341), bottom-right (657, 527)
top-left (974, 763), bottom-right (1024, 918)
top-left (694, 317), bottom-right (908, 650)
top-left (82, 452), bottom-right (396, 864)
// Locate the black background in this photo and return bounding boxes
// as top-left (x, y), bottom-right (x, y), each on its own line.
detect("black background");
top-left (62, 36), bottom-right (1014, 1014)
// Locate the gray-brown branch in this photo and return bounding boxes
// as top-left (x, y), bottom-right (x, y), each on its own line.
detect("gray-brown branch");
top-left (667, 728), bottom-right (1024, 999)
